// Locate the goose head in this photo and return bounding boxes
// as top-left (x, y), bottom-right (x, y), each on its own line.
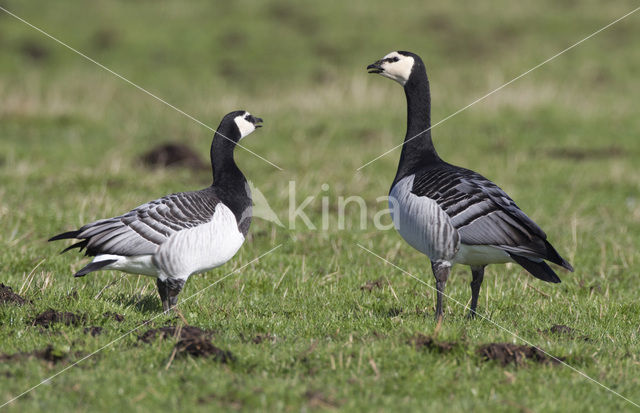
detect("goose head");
top-left (367, 51), bottom-right (424, 86)
top-left (220, 110), bottom-right (263, 141)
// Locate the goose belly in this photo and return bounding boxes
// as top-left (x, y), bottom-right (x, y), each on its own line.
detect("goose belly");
top-left (453, 244), bottom-right (512, 266)
top-left (155, 204), bottom-right (246, 277)
top-left (389, 176), bottom-right (459, 261)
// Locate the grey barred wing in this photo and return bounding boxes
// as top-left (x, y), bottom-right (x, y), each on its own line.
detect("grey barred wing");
top-left (411, 166), bottom-right (549, 256)
top-left (68, 190), bottom-right (221, 257)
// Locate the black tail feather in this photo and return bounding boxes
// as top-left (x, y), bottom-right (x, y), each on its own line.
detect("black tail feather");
top-left (508, 253), bottom-right (562, 283)
top-left (543, 240), bottom-right (574, 272)
top-left (61, 240), bottom-right (88, 254)
top-left (73, 259), bottom-right (116, 277)
top-left (49, 230), bottom-right (81, 242)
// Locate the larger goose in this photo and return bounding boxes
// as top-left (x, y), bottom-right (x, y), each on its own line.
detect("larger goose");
top-left (50, 110), bottom-right (263, 311)
top-left (367, 51), bottom-right (573, 320)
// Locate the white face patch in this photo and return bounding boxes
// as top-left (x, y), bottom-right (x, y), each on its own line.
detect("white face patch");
top-left (234, 113), bottom-right (256, 139)
top-left (379, 51), bottom-right (415, 86)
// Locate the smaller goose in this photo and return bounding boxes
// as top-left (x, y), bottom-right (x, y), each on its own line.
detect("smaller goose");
top-left (367, 51), bottom-right (573, 320)
top-left (50, 110), bottom-right (263, 311)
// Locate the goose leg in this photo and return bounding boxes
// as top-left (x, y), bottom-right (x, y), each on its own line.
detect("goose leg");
top-left (157, 278), bottom-right (185, 312)
top-left (431, 261), bottom-right (450, 321)
top-left (468, 265), bottom-right (485, 319)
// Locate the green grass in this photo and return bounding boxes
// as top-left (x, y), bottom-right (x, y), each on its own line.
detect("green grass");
top-left (1, 0), bottom-right (640, 411)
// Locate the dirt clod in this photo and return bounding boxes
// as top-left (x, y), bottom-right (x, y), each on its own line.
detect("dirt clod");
top-left (0, 345), bottom-right (67, 364)
top-left (477, 343), bottom-right (561, 366)
top-left (103, 312), bottom-right (125, 322)
top-left (32, 309), bottom-right (86, 328)
top-left (360, 278), bottom-right (384, 291)
top-left (0, 284), bottom-right (27, 305)
top-left (139, 325), bottom-right (214, 343)
top-left (409, 333), bottom-right (457, 353)
top-left (304, 390), bottom-right (339, 409)
top-left (139, 143), bottom-right (207, 171)
top-left (174, 337), bottom-right (234, 362)
top-left (84, 326), bottom-right (103, 337)
top-left (252, 333), bottom-right (276, 344)
top-left (20, 40), bottom-right (50, 61)
top-left (541, 324), bottom-right (590, 341)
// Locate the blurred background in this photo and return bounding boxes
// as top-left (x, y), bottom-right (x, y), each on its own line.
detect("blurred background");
top-left (2, 0), bottom-right (639, 269)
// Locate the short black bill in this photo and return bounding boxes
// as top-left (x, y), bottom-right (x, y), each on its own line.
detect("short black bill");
top-left (247, 115), bottom-right (263, 128)
top-left (367, 61), bottom-right (383, 74)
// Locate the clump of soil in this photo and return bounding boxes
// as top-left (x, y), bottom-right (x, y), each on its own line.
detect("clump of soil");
top-left (540, 324), bottom-right (590, 342)
top-left (139, 143), bottom-right (207, 171)
top-left (174, 337), bottom-right (234, 362)
top-left (360, 278), bottom-right (384, 291)
top-left (252, 333), bottom-right (276, 344)
top-left (0, 345), bottom-right (67, 364)
top-left (103, 312), bottom-right (125, 322)
top-left (477, 343), bottom-right (561, 366)
top-left (304, 390), bottom-right (339, 409)
top-left (32, 309), bottom-right (87, 328)
top-left (138, 325), bottom-right (214, 343)
top-left (0, 284), bottom-right (28, 305)
top-left (548, 324), bottom-right (575, 335)
top-left (20, 40), bottom-right (50, 61)
top-left (409, 333), bottom-right (457, 353)
top-left (84, 326), bottom-right (103, 337)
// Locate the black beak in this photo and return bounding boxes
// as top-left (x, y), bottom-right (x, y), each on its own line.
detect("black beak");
top-left (367, 60), bottom-right (383, 74)
top-left (247, 115), bottom-right (263, 128)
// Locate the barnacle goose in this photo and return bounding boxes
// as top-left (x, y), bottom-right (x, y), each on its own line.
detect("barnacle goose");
top-left (367, 51), bottom-right (573, 320)
top-left (50, 110), bottom-right (263, 311)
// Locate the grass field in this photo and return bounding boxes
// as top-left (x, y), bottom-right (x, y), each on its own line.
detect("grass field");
top-left (1, 0), bottom-right (640, 411)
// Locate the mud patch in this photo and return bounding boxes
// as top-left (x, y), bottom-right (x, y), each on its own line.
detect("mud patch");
top-left (0, 284), bottom-right (28, 305)
top-left (84, 326), bottom-right (103, 337)
top-left (409, 333), bottom-right (457, 353)
top-left (545, 146), bottom-right (624, 161)
top-left (540, 324), bottom-right (590, 341)
top-left (304, 390), bottom-right (339, 409)
top-left (138, 325), bottom-right (214, 343)
top-left (0, 345), bottom-right (68, 364)
top-left (174, 337), bottom-right (234, 362)
top-left (360, 278), bottom-right (384, 291)
top-left (103, 312), bottom-right (125, 322)
top-left (252, 333), bottom-right (276, 344)
top-left (139, 143), bottom-right (207, 171)
top-left (19, 40), bottom-right (50, 61)
top-left (32, 309), bottom-right (87, 328)
top-left (477, 343), bottom-right (561, 366)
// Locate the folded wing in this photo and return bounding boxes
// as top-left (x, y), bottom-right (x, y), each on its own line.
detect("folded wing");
top-left (411, 164), bottom-right (572, 271)
top-left (50, 189), bottom-right (221, 257)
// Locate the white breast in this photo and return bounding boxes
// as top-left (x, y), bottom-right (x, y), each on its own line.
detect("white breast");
top-left (154, 203), bottom-right (245, 279)
top-left (389, 175), bottom-right (459, 262)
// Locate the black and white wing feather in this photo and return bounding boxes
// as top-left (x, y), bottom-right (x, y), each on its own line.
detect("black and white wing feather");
top-left (411, 164), bottom-right (572, 271)
top-left (50, 188), bottom-right (221, 257)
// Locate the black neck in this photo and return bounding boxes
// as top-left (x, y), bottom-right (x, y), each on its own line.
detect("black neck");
top-left (392, 68), bottom-right (441, 185)
top-left (211, 127), bottom-right (244, 187)
top-left (209, 126), bottom-right (252, 233)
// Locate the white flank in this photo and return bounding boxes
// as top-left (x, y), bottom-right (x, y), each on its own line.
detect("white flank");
top-left (154, 203), bottom-right (245, 279)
